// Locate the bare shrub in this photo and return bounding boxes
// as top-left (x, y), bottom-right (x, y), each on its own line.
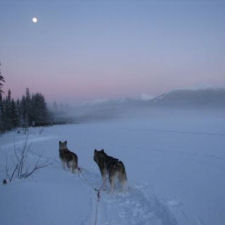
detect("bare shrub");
top-left (3, 135), bottom-right (49, 184)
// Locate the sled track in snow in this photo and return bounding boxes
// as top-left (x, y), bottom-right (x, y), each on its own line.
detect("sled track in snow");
top-left (97, 186), bottom-right (178, 225)
top-left (79, 169), bottom-right (178, 225)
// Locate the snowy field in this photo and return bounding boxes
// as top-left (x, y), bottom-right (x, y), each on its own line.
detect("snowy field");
top-left (1, 110), bottom-right (225, 225)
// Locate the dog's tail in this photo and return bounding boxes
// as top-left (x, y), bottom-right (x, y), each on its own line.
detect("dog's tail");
top-left (117, 161), bottom-right (127, 181)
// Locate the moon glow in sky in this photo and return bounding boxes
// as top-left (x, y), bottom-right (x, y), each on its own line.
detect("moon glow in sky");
top-left (32, 17), bottom-right (38, 23)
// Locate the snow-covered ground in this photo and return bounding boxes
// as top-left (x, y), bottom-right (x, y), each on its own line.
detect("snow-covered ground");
top-left (1, 110), bottom-right (225, 225)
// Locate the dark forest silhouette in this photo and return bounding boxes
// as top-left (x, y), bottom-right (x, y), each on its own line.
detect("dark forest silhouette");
top-left (0, 65), bottom-right (52, 133)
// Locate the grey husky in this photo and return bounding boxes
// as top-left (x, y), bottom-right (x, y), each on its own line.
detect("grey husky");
top-left (93, 149), bottom-right (127, 191)
top-left (59, 141), bottom-right (78, 173)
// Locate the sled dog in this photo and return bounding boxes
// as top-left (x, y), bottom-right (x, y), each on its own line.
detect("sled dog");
top-left (94, 149), bottom-right (127, 191)
top-left (59, 141), bottom-right (78, 173)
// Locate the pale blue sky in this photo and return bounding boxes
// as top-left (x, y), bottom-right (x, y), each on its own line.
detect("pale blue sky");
top-left (0, 0), bottom-right (225, 103)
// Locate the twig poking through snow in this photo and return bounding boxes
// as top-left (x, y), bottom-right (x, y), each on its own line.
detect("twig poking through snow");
top-left (2, 134), bottom-right (50, 184)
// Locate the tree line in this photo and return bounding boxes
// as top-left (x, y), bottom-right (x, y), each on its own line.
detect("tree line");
top-left (0, 88), bottom-right (51, 132)
top-left (0, 66), bottom-right (52, 133)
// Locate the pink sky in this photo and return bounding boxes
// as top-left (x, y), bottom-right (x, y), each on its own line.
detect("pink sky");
top-left (1, 1), bottom-right (225, 103)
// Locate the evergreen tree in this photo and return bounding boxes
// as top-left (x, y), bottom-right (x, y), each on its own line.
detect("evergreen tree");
top-left (10, 99), bottom-right (19, 128)
top-left (20, 95), bottom-right (28, 127)
top-left (25, 88), bottom-right (32, 125)
top-left (0, 63), bottom-right (5, 132)
top-left (30, 93), bottom-right (49, 126)
top-left (16, 99), bottom-right (22, 126)
top-left (1, 90), bottom-right (12, 130)
top-left (0, 63), bottom-right (5, 97)
top-left (7, 89), bottom-right (11, 101)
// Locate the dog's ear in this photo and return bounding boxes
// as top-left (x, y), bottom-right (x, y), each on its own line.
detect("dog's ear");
top-left (94, 149), bottom-right (97, 152)
top-left (65, 140), bottom-right (67, 145)
top-left (59, 141), bottom-right (61, 144)
top-left (101, 149), bottom-right (104, 153)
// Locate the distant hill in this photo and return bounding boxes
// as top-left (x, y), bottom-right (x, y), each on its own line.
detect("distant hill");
top-left (150, 88), bottom-right (225, 108)
top-left (78, 88), bottom-right (225, 109)
top-left (60, 88), bottom-right (225, 123)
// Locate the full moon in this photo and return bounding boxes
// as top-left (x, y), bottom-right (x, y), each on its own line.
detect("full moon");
top-left (32, 17), bottom-right (38, 23)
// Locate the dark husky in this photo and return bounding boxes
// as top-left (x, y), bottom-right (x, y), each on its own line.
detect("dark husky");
top-left (59, 141), bottom-right (78, 173)
top-left (93, 149), bottom-right (127, 191)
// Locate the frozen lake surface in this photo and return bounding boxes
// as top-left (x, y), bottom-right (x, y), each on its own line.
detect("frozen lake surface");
top-left (1, 110), bottom-right (225, 225)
